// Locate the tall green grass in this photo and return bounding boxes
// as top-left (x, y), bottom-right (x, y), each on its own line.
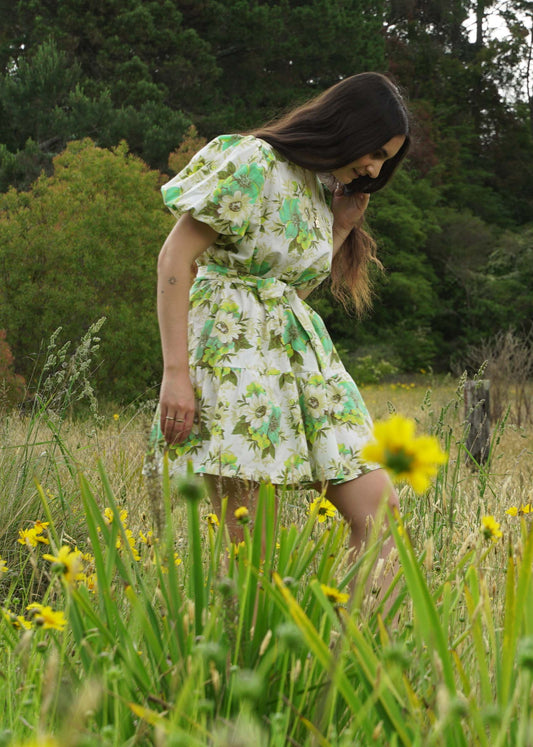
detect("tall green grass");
top-left (1, 368), bottom-right (532, 745)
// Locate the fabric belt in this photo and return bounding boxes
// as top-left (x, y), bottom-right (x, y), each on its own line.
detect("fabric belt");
top-left (194, 264), bottom-right (327, 369)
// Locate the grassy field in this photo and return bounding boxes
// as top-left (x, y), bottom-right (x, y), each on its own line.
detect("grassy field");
top-left (1, 374), bottom-right (532, 746)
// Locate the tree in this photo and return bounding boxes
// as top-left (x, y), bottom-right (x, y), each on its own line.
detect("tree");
top-left (0, 139), bottom-right (173, 403)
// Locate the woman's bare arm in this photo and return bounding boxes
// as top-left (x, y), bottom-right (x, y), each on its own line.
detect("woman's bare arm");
top-left (157, 213), bottom-right (218, 444)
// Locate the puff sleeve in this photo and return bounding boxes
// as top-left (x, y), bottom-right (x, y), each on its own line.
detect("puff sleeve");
top-left (161, 135), bottom-right (275, 242)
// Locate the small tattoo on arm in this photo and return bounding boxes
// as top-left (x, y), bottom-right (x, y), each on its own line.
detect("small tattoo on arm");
top-left (168, 276), bottom-right (177, 285)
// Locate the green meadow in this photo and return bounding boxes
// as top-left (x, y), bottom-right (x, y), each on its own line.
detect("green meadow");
top-left (1, 370), bottom-right (532, 747)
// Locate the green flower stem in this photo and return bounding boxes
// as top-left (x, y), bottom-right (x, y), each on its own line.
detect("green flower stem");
top-left (186, 494), bottom-right (205, 636)
top-left (232, 524), bottom-right (254, 667)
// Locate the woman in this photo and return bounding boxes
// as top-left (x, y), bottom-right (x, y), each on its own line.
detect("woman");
top-left (151, 72), bottom-right (410, 569)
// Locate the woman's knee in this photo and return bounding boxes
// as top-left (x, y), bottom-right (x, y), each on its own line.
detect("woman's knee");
top-left (326, 468), bottom-right (399, 525)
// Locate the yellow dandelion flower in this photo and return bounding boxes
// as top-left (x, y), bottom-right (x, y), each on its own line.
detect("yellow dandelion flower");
top-left (360, 414), bottom-right (447, 494)
top-left (320, 584), bottom-right (350, 605)
top-left (26, 603), bottom-right (67, 631)
top-left (505, 506), bottom-right (518, 517)
top-left (309, 496), bottom-right (336, 523)
top-left (33, 520), bottom-right (50, 534)
top-left (234, 506), bottom-right (250, 523)
top-left (481, 516), bottom-right (503, 542)
top-left (228, 540), bottom-right (246, 558)
top-left (116, 529), bottom-right (140, 561)
top-left (43, 545), bottom-right (83, 585)
top-left (103, 507), bottom-right (129, 526)
top-left (17, 527), bottom-right (50, 548)
top-left (0, 556), bottom-right (7, 574)
top-left (79, 572), bottom-right (98, 593)
top-left (160, 552), bottom-right (183, 574)
top-left (113, 413), bottom-right (120, 421)
top-left (519, 504), bottom-right (531, 515)
top-left (2, 609), bottom-right (32, 630)
top-left (139, 529), bottom-right (154, 545)
top-left (78, 548), bottom-right (95, 564)
top-left (205, 513), bottom-right (220, 527)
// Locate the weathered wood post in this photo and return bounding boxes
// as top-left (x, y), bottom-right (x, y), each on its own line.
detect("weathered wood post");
top-left (464, 379), bottom-right (491, 466)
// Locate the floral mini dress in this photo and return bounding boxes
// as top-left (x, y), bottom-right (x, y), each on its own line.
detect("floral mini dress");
top-left (149, 134), bottom-right (376, 486)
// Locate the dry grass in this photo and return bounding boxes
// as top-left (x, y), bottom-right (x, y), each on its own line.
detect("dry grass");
top-left (2, 376), bottom-right (532, 576)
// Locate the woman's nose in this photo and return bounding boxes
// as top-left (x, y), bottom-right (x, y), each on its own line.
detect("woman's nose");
top-left (367, 160), bottom-right (382, 178)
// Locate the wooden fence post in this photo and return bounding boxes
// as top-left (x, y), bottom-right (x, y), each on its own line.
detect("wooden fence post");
top-left (464, 379), bottom-right (491, 466)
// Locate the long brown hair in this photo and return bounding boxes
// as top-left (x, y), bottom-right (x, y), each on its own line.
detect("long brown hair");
top-left (251, 73), bottom-right (410, 315)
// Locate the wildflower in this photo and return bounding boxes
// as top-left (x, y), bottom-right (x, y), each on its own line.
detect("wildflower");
top-left (309, 496), bottom-right (336, 523)
top-left (33, 520), bottom-right (50, 533)
top-left (360, 414), bottom-right (447, 494)
top-left (78, 572), bottom-right (97, 593)
top-left (205, 512), bottom-right (220, 527)
top-left (2, 608), bottom-right (32, 630)
top-left (234, 506), bottom-right (250, 524)
top-left (113, 413), bottom-right (120, 421)
top-left (320, 584), bottom-right (350, 605)
top-left (520, 504), bottom-right (531, 515)
top-left (17, 522), bottom-right (50, 548)
top-left (26, 603), bottom-right (67, 631)
top-left (161, 552), bottom-right (182, 573)
top-left (505, 506), bottom-right (518, 517)
top-left (229, 541), bottom-right (246, 558)
top-left (481, 516), bottom-right (503, 542)
top-left (139, 529), bottom-right (154, 545)
top-left (43, 545), bottom-right (83, 585)
top-left (103, 507), bottom-right (128, 526)
top-left (12, 736), bottom-right (60, 746)
top-left (0, 556), bottom-right (7, 574)
top-left (176, 473), bottom-right (205, 502)
top-left (116, 529), bottom-right (141, 561)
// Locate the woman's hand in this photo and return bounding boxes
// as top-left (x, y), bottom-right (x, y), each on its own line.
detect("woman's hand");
top-left (331, 184), bottom-right (370, 233)
top-left (159, 369), bottom-right (196, 445)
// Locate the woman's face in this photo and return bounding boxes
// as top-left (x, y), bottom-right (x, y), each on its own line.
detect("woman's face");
top-left (331, 134), bottom-right (406, 185)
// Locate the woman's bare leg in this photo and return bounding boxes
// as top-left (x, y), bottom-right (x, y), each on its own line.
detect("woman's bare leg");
top-left (204, 475), bottom-right (277, 548)
top-left (325, 469), bottom-right (400, 606)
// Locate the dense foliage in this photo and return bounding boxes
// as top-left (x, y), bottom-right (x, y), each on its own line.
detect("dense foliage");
top-left (0, 0), bottom-right (532, 402)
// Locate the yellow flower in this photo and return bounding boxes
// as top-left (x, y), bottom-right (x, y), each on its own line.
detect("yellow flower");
top-left (116, 529), bottom-right (140, 561)
top-left (78, 572), bottom-right (98, 593)
top-left (205, 513), bottom-right (220, 527)
top-left (11, 736), bottom-right (60, 746)
top-left (26, 603), bottom-right (67, 631)
top-left (228, 541), bottom-right (246, 558)
top-left (113, 413), bottom-right (120, 421)
top-left (309, 496), bottom-right (336, 523)
top-left (17, 526), bottom-right (50, 548)
top-left (139, 529), bottom-right (154, 545)
top-left (234, 506), bottom-right (250, 523)
top-left (103, 507), bottom-right (129, 526)
top-left (360, 414), bottom-right (447, 494)
top-left (505, 506), bottom-right (518, 517)
top-left (2, 609), bottom-right (32, 630)
top-left (0, 556), bottom-right (7, 574)
top-left (519, 504), bottom-right (531, 515)
top-left (161, 553), bottom-right (182, 574)
top-left (481, 516), bottom-right (503, 542)
top-left (320, 584), bottom-right (350, 605)
top-left (33, 520), bottom-right (50, 533)
top-left (43, 545), bottom-right (83, 585)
